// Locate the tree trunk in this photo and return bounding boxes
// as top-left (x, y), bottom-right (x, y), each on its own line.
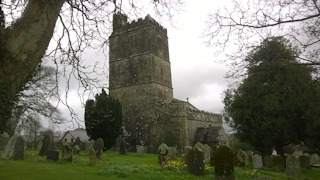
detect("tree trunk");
top-left (0, 0), bottom-right (65, 135)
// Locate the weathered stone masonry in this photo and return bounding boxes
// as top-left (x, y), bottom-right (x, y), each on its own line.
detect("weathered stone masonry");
top-left (109, 13), bottom-right (223, 152)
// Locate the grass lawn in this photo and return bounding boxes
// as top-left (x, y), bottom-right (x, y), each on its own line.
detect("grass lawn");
top-left (0, 150), bottom-right (319, 179)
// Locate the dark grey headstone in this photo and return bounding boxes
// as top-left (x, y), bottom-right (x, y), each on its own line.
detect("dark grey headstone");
top-left (263, 155), bottom-right (273, 168)
top-left (286, 155), bottom-right (300, 179)
top-left (93, 138), bottom-right (104, 159)
top-left (14, 136), bottom-right (25, 160)
top-left (119, 139), bottom-right (126, 155)
top-left (272, 155), bottom-right (285, 172)
top-left (299, 154), bottom-right (311, 169)
top-left (214, 145), bottom-right (235, 180)
top-left (187, 148), bottom-right (204, 176)
top-left (47, 150), bottom-right (59, 161)
top-left (39, 134), bottom-right (50, 156)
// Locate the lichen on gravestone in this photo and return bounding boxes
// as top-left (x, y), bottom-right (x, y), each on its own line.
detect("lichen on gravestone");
top-left (187, 148), bottom-right (204, 176)
top-left (214, 145), bottom-right (235, 180)
top-left (89, 148), bottom-right (96, 165)
top-left (93, 138), bottom-right (104, 159)
top-left (286, 155), bottom-right (300, 179)
top-left (158, 143), bottom-right (169, 166)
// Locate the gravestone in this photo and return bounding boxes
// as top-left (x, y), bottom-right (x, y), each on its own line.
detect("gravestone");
top-left (119, 139), bottom-right (126, 155)
top-left (0, 132), bottom-right (10, 150)
top-left (187, 148), bottom-right (204, 176)
top-left (1, 134), bottom-right (19, 159)
top-left (47, 150), bottom-right (59, 161)
top-left (272, 155), bottom-right (285, 172)
top-left (182, 145), bottom-right (192, 164)
top-left (263, 155), bottom-right (273, 168)
top-left (193, 142), bottom-right (205, 153)
top-left (310, 153), bottom-right (320, 166)
top-left (89, 148), bottom-right (96, 165)
top-left (203, 144), bottom-right (211, 163)
top-left (299, 154), bottom-right (311, 169)
top-left (62, 144), bottom-right (73, 162)
top-left (39, 134), bottom-right (50, 156)
top-left (286, 155), bottom-right (300, 179)
top-left (252, 152), bottom-right (263, 169)
top-left (14, 136), bottom-right (25, 160)
top-left (136, 145), bottom-right (145, 156)
top-left (246, 150), bottom-right (253, 162)
top-left (37, 141), bottom-right (43, 151)
top-left (93, 138), bottom-right (104, 159)
top-left (233, 149), bottom-right (246, 168)
top-left (158, 143), bottom-right (169, 166)
top-left (73, 145), bottom-right (80, 154)
top-left (85, 140), bottom-right (95, 154)
top-left (168, 146), bottom-right (178, 160)
top-left (214, 145), bottom-right (235, 180)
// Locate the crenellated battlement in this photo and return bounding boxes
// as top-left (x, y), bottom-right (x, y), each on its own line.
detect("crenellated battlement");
top-left (187, 108), bottom-right (222, 123)
top-left (112, 13), bottom-right (167, 36)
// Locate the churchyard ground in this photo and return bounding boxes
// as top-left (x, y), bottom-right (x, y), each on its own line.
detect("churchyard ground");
top-left (0, 150), bottom-right (319, 179)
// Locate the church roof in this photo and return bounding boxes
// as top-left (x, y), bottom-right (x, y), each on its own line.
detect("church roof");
top-left (60, 128), bottom-right (90, 142)
top-left (194, 127), bottom-right (220, 144)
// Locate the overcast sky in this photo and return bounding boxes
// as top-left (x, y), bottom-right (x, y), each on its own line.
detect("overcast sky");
top-left (55, 1), bottom-right (230, 131)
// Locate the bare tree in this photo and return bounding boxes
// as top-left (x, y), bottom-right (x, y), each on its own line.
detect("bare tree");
top-left (205, 0), bottom-right (320, 80)
top-left (0, 0), bottom-right (184, 134)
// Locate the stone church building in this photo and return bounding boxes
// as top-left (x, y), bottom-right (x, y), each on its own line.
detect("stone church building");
top-left (109, 13), bottom-right (224, 152)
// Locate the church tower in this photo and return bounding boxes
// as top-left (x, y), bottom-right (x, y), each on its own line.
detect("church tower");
top-left (109, 13), bottom-right (174, 146)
